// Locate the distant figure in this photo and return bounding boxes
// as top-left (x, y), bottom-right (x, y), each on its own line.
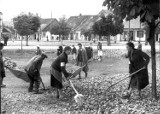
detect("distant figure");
top-left (71, 45), bottom-right (77, 61)
top-left (36, 45), bottom-right (42, 55)
top-left (97, 42), bottom-right (103, 61)
top-left (137, 41), bottom-right (142, 51)
top-left (57, 46), bottom-right (63, 56)
top-left (89, 43), bottom-right (93, 59)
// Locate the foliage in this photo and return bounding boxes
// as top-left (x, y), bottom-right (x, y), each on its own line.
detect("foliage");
top-left (92, 14), bottom-right (124, 37)
top-left (13, 13), bottom-right (40, 36)
top-left (81, 29), bottom-right (92, 40)
top-left (50, 16), bottom-right (71, 38)
top-left (103, 0), bottom-right (159, 43)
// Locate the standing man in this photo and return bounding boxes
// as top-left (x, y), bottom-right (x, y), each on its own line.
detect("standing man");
top-left (0, 43), bottom-right (6, 87)
top-left (50, 46), bottom-right (72, 98)
top-left (57, 46), bottom-right (63, 56)
top-left (71, 45), bottom-right (77, 61)
top-left (25, 53), bottom-right (47, 94)
top-left (36, 45), bottom-right (42, 55)
top-left (137, 41), bottom-right (142, 51)
top-left (76, 43), bottom-right (88, 79)
top-left (124, 42), bottom-right (150, 98)
top-left (97, 42), bottom-right (103, 61)
top-left (89, 43), bottom-right (93, 59)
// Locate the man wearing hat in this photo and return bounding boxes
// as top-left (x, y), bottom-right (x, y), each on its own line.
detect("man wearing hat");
top-left (76, 43), bottom-right (88, 79)
top-left (36, 45), bottom-right (42, 55)
top-left (25, 53), bottom-right (47, 94)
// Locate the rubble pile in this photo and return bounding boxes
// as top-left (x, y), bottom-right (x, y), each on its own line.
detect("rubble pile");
top-left (3, 57), bottom-right (17, 69)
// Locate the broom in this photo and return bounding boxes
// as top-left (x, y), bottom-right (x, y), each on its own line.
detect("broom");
top-left (69, 79), bottom-right (85, 106)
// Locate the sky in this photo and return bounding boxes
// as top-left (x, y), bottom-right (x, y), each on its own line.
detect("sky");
top-left (0, 0), bottom-right (106, 21)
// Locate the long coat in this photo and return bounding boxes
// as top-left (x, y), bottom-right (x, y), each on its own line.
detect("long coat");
top-left (76, 48), bottom-right (89, 73)
top-left (128, 49), bottom-right (150, 90)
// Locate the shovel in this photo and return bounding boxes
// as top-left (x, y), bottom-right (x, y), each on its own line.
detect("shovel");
top-left (69, 80), bottom-right (85, 106)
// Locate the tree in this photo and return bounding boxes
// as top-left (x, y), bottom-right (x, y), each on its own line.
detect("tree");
top-left (103, 0), bottom-right (159, 99)
top-left (50, 16), bottom-right (71, 41)
top-left (92, 14), bottom-right (124, 45)
top-left (81, 29), bottom-right (92, 41)
top-left (13, 13), bottom-right (40, 46)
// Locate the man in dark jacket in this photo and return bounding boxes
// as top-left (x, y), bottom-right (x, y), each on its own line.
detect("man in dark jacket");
top-left (71, 45), bottom-right (77, 61)
top-left (25, 53), bottom-right (47, 94)
top-left (124, 42), bottom-right (150, 98)
top-left (57, 46), bottom-right (63, 56)
top-left (76, 43), bottom-right (88, 79)
top-left (50, 46), bottom-right (72, 98)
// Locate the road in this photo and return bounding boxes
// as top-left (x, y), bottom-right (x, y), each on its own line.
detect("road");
top-left (2, 40), bottom-right (160, 51)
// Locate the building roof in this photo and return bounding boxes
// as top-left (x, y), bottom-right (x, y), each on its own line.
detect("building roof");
top-left (67, 10), bottom-right (113, 32)
top-left (39, 18), bottom-right (58, 32)
top-left (67, 15), bottom-right (100, 31)
top-left (123, 17), bottom-right (144, 29)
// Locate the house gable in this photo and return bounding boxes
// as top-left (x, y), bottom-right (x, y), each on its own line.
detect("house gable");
top-left (39, 18), bottom-right (58, 32)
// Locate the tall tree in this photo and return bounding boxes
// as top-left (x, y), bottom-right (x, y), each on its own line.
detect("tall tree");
top-left (81, 29), bottom-right (92, 41)
top-left (103, 0), bottom-right (159, 99)
top-left (13, 13), bottom-right (40, 46)
top-left (50, 16), bottom-right (71, 41)
top-left (92, 14), bottom-right (124, 45)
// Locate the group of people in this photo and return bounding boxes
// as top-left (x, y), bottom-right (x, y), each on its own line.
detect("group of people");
top-left (0, 41), bottom-right (150, 99)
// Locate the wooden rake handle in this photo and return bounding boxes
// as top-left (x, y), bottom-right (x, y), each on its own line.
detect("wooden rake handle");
top-left (69, 80), bottom-right (79, 95)
top-left (107, 66), bottom-right (146, 90)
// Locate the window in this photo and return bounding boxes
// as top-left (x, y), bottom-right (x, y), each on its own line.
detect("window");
top-left (137, 31), bottom-right (144, 38)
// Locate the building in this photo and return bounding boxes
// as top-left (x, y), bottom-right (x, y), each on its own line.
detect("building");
top-left (118, 17), bottom-right (146, 42)
top-left (67, 14), bottom-right (100, 40)
top-left (37, 18), bottom-right (59, 41)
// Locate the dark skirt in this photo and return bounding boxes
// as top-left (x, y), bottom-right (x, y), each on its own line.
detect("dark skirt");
top-left (128, 68), bottom-right (149, 90)
top-left (50, 74), bottom-right (63, 89)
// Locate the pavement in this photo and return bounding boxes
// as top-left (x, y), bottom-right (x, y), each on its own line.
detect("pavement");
top-left (2, 40), bottom-right (160, 51)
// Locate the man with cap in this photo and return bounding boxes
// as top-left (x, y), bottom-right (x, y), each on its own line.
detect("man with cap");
top-left (76, 43), bottom-right (88, 79)
top-left (36, 45), bottom-right (42, 55)
top-left (25, 53), bottom-right (47, 94)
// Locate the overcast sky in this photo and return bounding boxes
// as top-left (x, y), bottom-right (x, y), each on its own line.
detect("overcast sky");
top-left (0, 0), bottom-right (106, 21)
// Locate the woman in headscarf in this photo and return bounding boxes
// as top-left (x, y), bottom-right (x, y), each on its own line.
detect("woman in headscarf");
top-left (50, 46), bottom-right (72, 98)
top-left (124, 42), bottom-right (150, 98)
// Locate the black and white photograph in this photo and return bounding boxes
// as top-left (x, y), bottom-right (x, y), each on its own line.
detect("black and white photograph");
top-left (0, 0), bottom-right (160, 113)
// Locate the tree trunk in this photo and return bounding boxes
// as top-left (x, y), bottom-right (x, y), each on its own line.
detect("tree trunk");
top-left (26, 36), bottom-right (28, 46)
top-left (148, 24), bottom-right (157, 99)
top-left (107, 36), bottom-right (111, 46)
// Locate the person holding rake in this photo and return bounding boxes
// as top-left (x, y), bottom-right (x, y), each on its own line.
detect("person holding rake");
top-left (123, 42), bottom-right (150, 99)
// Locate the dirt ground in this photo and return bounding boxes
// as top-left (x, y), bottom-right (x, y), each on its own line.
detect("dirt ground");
top-left (1, 50), bottom-right (160, 114)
